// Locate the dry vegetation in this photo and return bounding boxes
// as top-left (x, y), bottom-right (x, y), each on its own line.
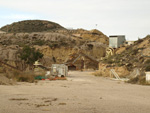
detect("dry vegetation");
top-left (0, 69), bottom-right (37, 84)
top-left (127, 76), bottom-right (148, 85)
top-left (102, 35), bottom-right (150, 71)
top-left (0, 20), bottom-right (65, 33)
top-left (98, 35), bottom-right (150, 85)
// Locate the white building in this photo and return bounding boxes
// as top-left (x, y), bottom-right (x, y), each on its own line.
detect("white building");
top-left (125, 41), bottom-right (135, 45)
top-left (109, 35), bottom-right (126, 48)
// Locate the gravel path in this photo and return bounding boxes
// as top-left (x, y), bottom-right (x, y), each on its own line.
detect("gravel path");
top-left (0, 71), bottom-right (150, 113)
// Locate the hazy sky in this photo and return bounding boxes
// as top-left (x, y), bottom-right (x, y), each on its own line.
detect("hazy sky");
top-left (0, 0), bottom-right (150, 40)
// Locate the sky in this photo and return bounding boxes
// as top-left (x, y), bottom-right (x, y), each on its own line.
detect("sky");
top-left (0, 0), bottom-right (150, 41)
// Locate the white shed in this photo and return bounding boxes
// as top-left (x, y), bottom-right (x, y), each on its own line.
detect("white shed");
top-left (51, 64), bottom-right (68, 77)
top-left (109, 35), bottom-right (126, 48)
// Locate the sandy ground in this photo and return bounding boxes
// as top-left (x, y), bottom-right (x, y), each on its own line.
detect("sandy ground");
top-left (0, 71), bottom-right (150, 113)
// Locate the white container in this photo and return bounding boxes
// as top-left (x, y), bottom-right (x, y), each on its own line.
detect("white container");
top-left (145, 72), bottom-right (150, 82)
top-left (51, 64), bottom-right (68, 77)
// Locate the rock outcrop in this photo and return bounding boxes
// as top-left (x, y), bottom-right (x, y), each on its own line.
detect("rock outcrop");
top-left (0, 20), bottom-right (65, 33)
top-left (0, 20), bottom-right (109, 71)
top-left (0, 30), bottom-right (108, 71)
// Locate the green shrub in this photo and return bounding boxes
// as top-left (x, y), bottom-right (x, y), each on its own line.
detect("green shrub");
top-left (102, 56), bottom-right (114, 64)
top-left (19, 46), bottom-right (43, 65)
top-left (33, 40), bottom-right (46, 46)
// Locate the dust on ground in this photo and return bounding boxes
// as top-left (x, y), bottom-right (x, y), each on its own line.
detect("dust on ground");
top-left (0, 71), bottom-right (150, 113)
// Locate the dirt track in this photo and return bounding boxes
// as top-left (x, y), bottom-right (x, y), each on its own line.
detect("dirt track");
top-left (0, 71), bottom-right (150, 113)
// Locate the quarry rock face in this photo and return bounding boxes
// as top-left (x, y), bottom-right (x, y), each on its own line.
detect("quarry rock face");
top-left (0, 45), bottom-right (19, 61)
top-left (0, 29), bottom-right (108, 70)
top-left (0, 20), bottom-right (109, 70)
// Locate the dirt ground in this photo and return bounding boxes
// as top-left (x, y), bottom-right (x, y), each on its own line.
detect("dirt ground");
top-left (0, 71), bottom-right (150, 113)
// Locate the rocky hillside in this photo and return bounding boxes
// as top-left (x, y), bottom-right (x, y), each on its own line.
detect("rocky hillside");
top-left (0, 20), bottom-right (109, 71)
top-left (0, 31), bottom-right (108, 70)
top-left (0, 20), bottom-right (65, 33)
top-left (115, 35), bottom-right (150, 71)
top-left (95, 35), bottom-right (150, 85)
top-left (100, 35), bottom-right (150, 76)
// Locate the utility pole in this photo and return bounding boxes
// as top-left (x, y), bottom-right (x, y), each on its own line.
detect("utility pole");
top-left (95, 24), bottom-right (98, 29)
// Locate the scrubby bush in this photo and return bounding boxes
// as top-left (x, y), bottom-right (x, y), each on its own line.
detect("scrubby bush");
top-left (103, 56), bottom-right (114, 64)
top-left (33, 40), bottom-right (46, 46)
top-left (93, 71), bottom-right (103, 76)
top-left (17, 72), bottom-right (35, 83)
top-left (0, 20), bottom-right (64, 33)
top-left (136, 38), bottom-right (143, 44)
top-left (49, 42), bottom-right (59, 48)
top-left (10, 71), bottom-right (35, 83)
top-left (19, 46), bottom-right (43, 65)
top-left (127, 76), bottom-right (150, 85)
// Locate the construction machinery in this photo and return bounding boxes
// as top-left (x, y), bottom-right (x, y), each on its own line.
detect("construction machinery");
top-left (0, 59), bottom-right (23, 72)
top-left (64, 50), bottom-right (99, 70)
